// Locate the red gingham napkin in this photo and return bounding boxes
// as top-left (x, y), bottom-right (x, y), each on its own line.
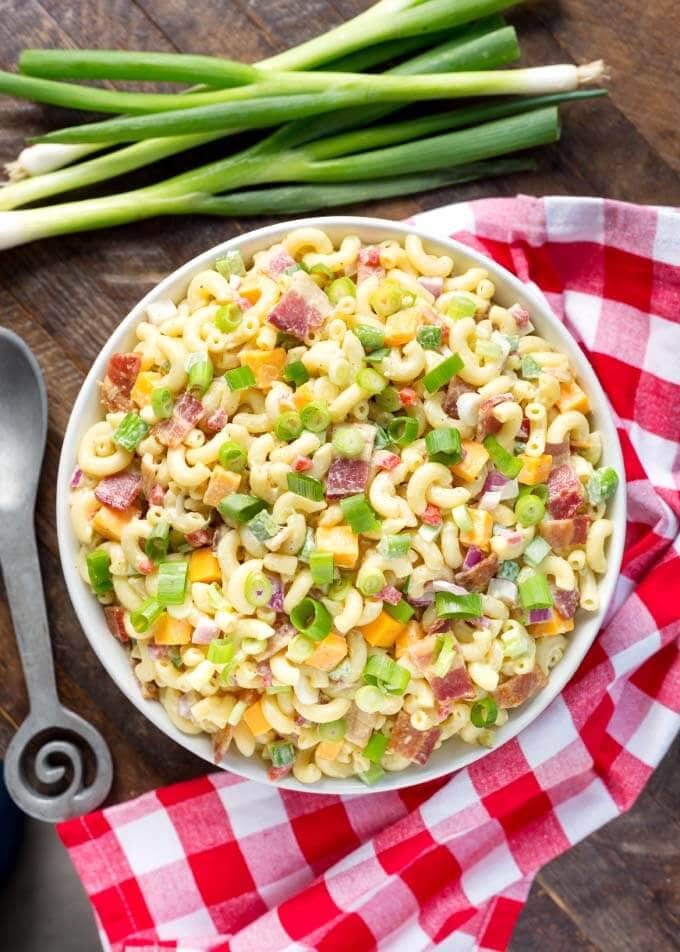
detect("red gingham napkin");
top-left (57, 197), bottom-right (680, 952)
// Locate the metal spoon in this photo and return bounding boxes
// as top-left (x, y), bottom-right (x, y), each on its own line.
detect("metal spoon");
top-left (0, 327), bottom-right (112, 822)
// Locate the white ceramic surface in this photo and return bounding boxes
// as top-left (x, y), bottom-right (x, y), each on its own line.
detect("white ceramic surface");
top-left (56, 216), bottom-right (626, 794)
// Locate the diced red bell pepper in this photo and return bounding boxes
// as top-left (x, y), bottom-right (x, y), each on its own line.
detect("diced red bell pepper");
top-left (399, 387), bottom-right (418, 407)
top-left (421, 503), bottom-right (442, 526)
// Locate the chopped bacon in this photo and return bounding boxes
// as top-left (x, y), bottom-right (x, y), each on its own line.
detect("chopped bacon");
top-left (476, 393), bottom-right (512, 441)
top-left (547, 464), bottom-right (584, 519)
top-left (292, 455), bottom-right (313, 473)
top-left (552, 588), bottom-right (580, 619)
top-left (204, 409), bottom-right (227, 433)
top-left (213, 726), bottom-right (234, 764)
top-left (539, 516), bottom-right (590, 549)
top-left (344, 704), bottom-right (377, 747)
top-left (455, 552), bottom-right (499, 593)
top-left (267, 271), bottom-right (331, 339)
top-left (408, 635), bottom-right (437, 674)
top-left (95, 471), bottom-right (142, 511)
top-left (258, 618), bottom-right (296, 660)
top-left (325, 458), bottom-right (370, 499)
top-left (357, 245), bottom-right (384, 284)
top-left (154, 392), bottom-right (204, 448)
top-left (104, 606), bottom-right (128, 644)
top-left (140, 681), bottom-right (159, 700)
top-left (518, 417), bottom-right (531, 440)
top-left (545, 441), bottom-right (570, 467)
top-left (185, 527), bottom-right (214, 548)
top-left (510, 303), bottom-right (530, 329)
top-left (429, 655), bottom-right (476, 702)
top-left (101, 353), bottom-right (141, 412)
top-left (442, 377), bottom-right (474, 418)
top-left (377, 585), bottom-right (402, 605)
top-left (148, 483), bottom-right (165, 506)
top-left (425, 617), bottom-right (451, 636)
top-left (375, 451), bottom-right (401, 471)
top-left (268, 763), bottom-right (294, 782)
top-left (387, 710), bottom-right (440, 766)
top-left (398, 387), bottom-right (418, 407)
top-left (259, 246), bottom-right (296, 277)
top-left (493, 668), bottom-right (548, 709)
top-left (256, 661), bottom-right (273, 689)
top-left (421, 503), bottom-right (442, 526)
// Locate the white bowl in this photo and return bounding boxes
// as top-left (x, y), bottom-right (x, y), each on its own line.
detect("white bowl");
top-left (57, 216), bottom-right (626, 794)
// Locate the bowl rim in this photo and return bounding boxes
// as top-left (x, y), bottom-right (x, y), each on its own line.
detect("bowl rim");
top-left (56, 214), bottom-right (626, 795)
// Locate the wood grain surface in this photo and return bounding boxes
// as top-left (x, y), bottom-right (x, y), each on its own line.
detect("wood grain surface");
top-left (0, 1), bottom-right (678, 947)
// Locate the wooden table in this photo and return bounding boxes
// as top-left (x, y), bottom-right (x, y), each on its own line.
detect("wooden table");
top-left (1, 1), bottom-right (678, 947)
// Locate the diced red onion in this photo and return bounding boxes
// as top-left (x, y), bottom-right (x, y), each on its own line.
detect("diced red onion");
top-left (457, 392), bottom-right (482, 426)
top-left (70, 467), bottom-right (84, 489)
top-left (407, 589), bottom-right (435, 608)
top-left (432, 580), bottom-right (468, 595)
top-left (192, 619), bottom-right (220, 644)
top-left (499, 478), bottom-right (519, 501)
top-left (478, 491), bottom-right (502, 511)
top-left (268, 576), bottom-right (285, 613)
top-left (469, 616), bottom-right (492, 628)
top-left (418, 276), bottom-right (443, 298)
top-left (528, 607), bottom-right (552, 624)
top-left (487, 577), bottom-right (518, 605)
top-left (377, 585), bottom-right (402, 605)
top-left (462, 547), bottom-right (484, 570)
top-left (483, 469), bottom-right (509, 493)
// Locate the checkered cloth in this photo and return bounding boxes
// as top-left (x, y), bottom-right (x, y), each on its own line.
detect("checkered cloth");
top-left (58, 196), bottom-right (680, 952)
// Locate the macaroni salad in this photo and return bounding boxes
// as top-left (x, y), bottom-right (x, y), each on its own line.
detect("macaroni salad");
top-left (70, 228), bottom-right (619, 785)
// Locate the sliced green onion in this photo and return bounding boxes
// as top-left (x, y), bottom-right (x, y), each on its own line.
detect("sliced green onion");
top-left (378, 534), bottom-right (411, 559)
top-left (151, 387), bottom-right (173, 420)
top-left (328, 575), bottom-right (351, 601)
top-left (587, 466), bottom-right (619, 505)
top-left (523, 536), bottom-right (551, 567)
top-left (356, 324), bottom-right (385, 353)
top-left (518, 571), bottom-right (553, 610)
top-left (206, 637), bottom-right (235, 664)
top-left (363, 653), bottom-right (411, 694)
top-left (514, 493), bottom-right (545, 526)
top-left (501, 626), bottom-right (532, 659)
top-left (215, 302), bottom-right (243, 332)
top-left (246, 509), bottom-right (279, 542)
top-left (365, 347), bottom-right (390, 365)
top-left (269, 740), bottom-right (295, 767)
top-left (422, 353), bottom-right (464, 393)
top-left (130, 597), bottom-right (163, 634)
top-left (471, 696), bottom-right (497, 728)
top-left (310, 549), bottom-right (334, 586)
top-left (157, 560), bottom-right (188, 606)
top-left (519, 482), bottom-right (548, 503)
top-left (215, 250), bottom-right (245, 278)
top-left (497, 559), bottom-right (520, 581)
top-left (375, 386), bottom-right (401, 413)
top-left (476, 338), bottom-right (503, 361)
top-left (332, 425), bottom-right (364, 458)
top-left (433, 635), bottom-right (456, 678)
top-left (417, 325), bottom-right (442, 349)
top-left (298, 527), bottom-right (315, 564)
top-left (327, 276), bottom-right (356, 304)
top-left (435, 590), bottom-right (482, 619)
top-left (374, 426), bottom-right (391, 450)
top-left (218, 440), bottom-right (247, 471)
top-left (207, 582), bottom-right (230, 611)
top-left (86, 548), bottom-right (113, 595)
top-left (319, 718), bottom-right (346, 742)
top-left (186, 351), bottom-right (214, 395)
top-left (218, 493), bottom-right (266, 524)
top-left (308, 262), bottom-right (334, 286)
top-left (290, 596), bottom-right (332, 641)
top-left (169, 646), bottom-right (183, 670)
top-left (363, 731), bottom-right (389, 763)
top-left (225, 365), bottom-right (256, 391)
top-left (356, 566), bottom-right (386, 597)
top-left (145, 519), bottom-right (170, 562)
top-left (340, 494), bottom-right (380, 534)
top-left (274, 411), bottom-right (303, 442)
top-left (452, 504), bottom-right (473, 532)
top-left (283, 360), bottom-right (309, 387)
top-left (113, 412), bottom-right (149, 451)
top-left (446, 293), bottom-right (476, 320)
top-left (425, 426), bottom-right (463, 464)
top-left (383, 598), bottom-right (414, 624)
top-left (244, 570), bottom-right (273, 607)
top-left (419, 522), bottom-right (441, 542)
top-left (370, 283), bottom-right (410, 318)
top-left (357, 367), bottom-right (387, 395)
top-left (300, 401), bottom-right (331, 432)
top-left (266, 683), bottom-right (292, 695)
top-left (358, 763), bottom-right (385, 785)
top-left (483, 434), bottom-right (522, 478)
top-left (287, 633), bottom-right (315, 663)
top-left (287, 472), bottom-right (324, 501)
top-left (521, 355), bottom-right (542, 379)
top-left (387, 415), bottom-right (418, 447)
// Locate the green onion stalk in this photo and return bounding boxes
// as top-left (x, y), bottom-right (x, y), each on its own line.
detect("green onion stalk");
top-left (1, 0), bottom-right (515, 182)
top-left (0, 14), bottom-right (519, 209)
top-left (0, 105), bottom-right (561, 249)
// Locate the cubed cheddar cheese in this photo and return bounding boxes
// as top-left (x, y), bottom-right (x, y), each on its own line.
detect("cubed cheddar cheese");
top-left (243, 700), bottom-right (271, 737)
top-left (528, 610), bottom-right (575, 637)
top-left (361, 610), bottom-right (405, 648)
top-left (315, 525), bottom-right (359, 569)
top-left (518, 453), bottom-right (552, 486)
top-left (240, 348), bottom-right (286, 390)
top-left (306, 633), bottom-right (348, 671)
top-left (189, 548), bottom-right (222, 584)
top-left (558, 380), bottom-right (590, 414)
top-left (384, 307), bottom-right (420, 347)
top-left (239, 286), bottom-right (261, 306)
top-left (91, 503), bottom-right (139, 542)
top-left (131, 370), bottom-right (161, 408)
top-left (395, 620), bottom-right (424, 659)
top-left (292, 385), bottom-right (314, 411)
top-left (459, 508), bottom-right (493, 550)
top-left (316, 740), bottom-right (343, 761)
top-left (203, 465), bottom-right (241, 507)
top-left (451, 440), bottom-right (489, 482)
top-left (153, 614), bottom-right (193, 645)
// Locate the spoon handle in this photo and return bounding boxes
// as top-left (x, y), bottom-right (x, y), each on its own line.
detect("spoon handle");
top-left (0, 517), bottom-right (59, 718)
